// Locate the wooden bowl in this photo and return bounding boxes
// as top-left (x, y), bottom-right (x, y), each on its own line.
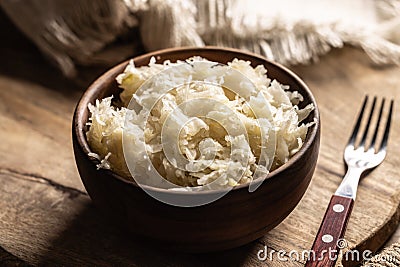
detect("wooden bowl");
top-left (72, 47), bottom-right (320, 252)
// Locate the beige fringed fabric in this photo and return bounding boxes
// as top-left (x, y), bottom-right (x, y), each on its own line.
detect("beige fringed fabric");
top-left (1, 0), bottom-right (400, 77)
top-left (0, 0), bottom-right (144, 77)
top-left (362, 243), bottom-right (400, 266)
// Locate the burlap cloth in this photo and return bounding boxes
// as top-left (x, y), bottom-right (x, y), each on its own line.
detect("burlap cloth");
top-left (1, 0), bottom-right (400, 77)
top-left (362, 243), bottom-right (400, 267)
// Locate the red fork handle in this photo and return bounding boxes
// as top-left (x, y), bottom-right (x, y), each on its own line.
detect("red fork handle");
top-left (305, 195), bottom-right (354, 267)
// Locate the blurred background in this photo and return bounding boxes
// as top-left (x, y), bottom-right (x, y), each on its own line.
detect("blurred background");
top-left (1, 0), bottom-right (400, 80)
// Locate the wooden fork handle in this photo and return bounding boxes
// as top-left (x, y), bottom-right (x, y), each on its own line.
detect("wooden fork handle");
top-left (305, 195), bottom-right (354, 267)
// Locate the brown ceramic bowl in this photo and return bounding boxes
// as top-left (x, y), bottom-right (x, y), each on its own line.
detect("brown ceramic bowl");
top-left (73, 47), bottom-right (320, 252)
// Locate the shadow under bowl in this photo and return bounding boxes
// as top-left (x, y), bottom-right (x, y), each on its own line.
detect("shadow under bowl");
top-left (72, 46), bottom-right (320, 252)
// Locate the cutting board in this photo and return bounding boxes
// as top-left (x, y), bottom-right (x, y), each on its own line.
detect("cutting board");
top-left (1, 26), bottom-right (400, 266)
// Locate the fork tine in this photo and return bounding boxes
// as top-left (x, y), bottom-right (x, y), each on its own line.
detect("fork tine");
top-left (380, 99), bottom-right (394, 152)
top-left (369, 98), bottom-right (385, 150)
top-left (359, 96), bottom-right (377, 148)
top-left (348, 95), bottom-right (369, 146)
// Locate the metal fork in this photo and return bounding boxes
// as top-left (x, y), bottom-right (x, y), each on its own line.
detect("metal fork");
top-left (305, 96), bottom-right (394, 267)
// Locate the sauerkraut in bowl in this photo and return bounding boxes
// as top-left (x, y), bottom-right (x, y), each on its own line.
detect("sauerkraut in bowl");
top-left (86, 57), bottom-right (315, 191)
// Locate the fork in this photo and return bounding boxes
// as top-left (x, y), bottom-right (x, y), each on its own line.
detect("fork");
top-left (305, 96), bottom-right (394, 267)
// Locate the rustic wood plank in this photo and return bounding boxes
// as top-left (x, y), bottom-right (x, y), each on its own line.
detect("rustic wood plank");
top-left (0, 246), bottom-right (31, 267)
top-left (290, 48), bottom-right (400, 266)
top-left (0, 172), bottom-right (285, 267)
top-left (1, 8), bottom-right (400, 265)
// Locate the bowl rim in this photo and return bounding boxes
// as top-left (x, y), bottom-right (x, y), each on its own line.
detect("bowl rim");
top-left (74, 46), bottom-right (320, 195)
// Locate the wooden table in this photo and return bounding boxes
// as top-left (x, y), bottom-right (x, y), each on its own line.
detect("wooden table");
top-left (1, 11), bottom-right (400, 267)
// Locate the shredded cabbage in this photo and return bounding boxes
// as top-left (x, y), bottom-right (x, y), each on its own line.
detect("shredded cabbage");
top-left (86, 57), bottom-right (315, 189)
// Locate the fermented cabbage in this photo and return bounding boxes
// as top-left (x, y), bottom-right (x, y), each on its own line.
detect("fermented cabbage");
top-left (86, 57), bottom-right (315, 189)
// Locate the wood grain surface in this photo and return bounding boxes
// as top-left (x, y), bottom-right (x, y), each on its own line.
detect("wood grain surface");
top-left (1, 10), bottom-right (400, 267)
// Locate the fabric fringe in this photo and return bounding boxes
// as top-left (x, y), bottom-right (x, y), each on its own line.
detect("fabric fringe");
top-left (1, 0), bottom-right (140, 77)
top-left (1, 0), bottom-right (400, 77)
top-left (191, 0), bottom-right (400, 66)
